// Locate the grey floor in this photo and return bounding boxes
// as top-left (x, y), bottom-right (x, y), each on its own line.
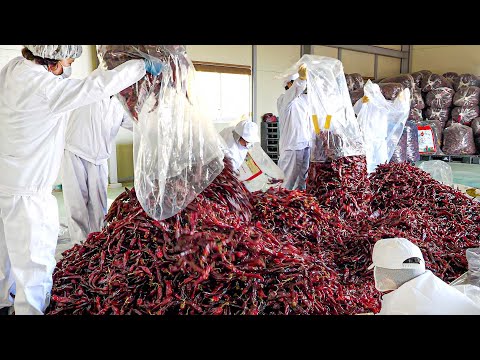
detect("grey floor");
top-left (52, 162), bottom-right (480, 261)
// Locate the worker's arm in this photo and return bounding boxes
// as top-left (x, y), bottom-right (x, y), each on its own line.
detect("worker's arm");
top-left (45, 59), bottom-right (147, 115)
top-left (281, 78), bottom-right (307, 108)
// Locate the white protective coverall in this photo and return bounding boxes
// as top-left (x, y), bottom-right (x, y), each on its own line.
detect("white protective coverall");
top-left (276, 74), bottom-right (314, 190)
top-left (0, 56), bottom-right (146, 315)
top-left (219, 126), bottom-right (249, 171)
top-left (62, 96), bottom-right (134, 245)
top-left (378, 270), bottom-right (480, 315)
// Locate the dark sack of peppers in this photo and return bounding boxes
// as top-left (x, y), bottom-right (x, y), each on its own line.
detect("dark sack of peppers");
top-left (97, 45), bottom-right (225, 221)
top-left (417, 120), bottom-right (443, 155)
top-left (442, 123), bottom-right (477, 155)
top-left (280, 55), bottom-right (365, 162)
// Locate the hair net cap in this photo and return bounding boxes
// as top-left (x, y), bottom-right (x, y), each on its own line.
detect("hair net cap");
top-left (234, 119), bottom-right (260, 143)
top-left (367, 237), bottom-right (425, 271)
top-left (283, 73), bottom-right (299, 87)
top-left (24, 45), bottom-right (83, 60)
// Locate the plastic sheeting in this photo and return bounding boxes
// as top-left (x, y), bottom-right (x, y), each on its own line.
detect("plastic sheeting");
top-left (237, 143), bottom-right (285, 193)
top-left (279, 55), bottom-right (364, 162)
top-left (98, 45), bottom-right (225, 221)
top-left (442, 123), bottom-right (477, 155)
top-left (467, 248), bottom-right (480, 287)
top-left (356, 80), bottom-right (410, 173)
top-left (418, 160), bottom-right (453, 185)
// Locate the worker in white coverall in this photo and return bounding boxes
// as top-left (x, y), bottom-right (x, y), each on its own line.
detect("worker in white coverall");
top-left (369, 237), bottom-right (480, 315)
top-left (62, 95), bottom-right (134, 245)
top-left (0, 45), bottom-right (163, 315)
top-left (219, 119), bottom-right (260, 171)
top-left (277, 64), bottom-right (314, 190)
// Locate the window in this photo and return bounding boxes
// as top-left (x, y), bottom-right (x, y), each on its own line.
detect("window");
top-left (193, 62), bottom-right (252, 124)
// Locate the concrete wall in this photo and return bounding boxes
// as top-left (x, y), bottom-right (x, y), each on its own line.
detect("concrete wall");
top-left (412, 45), bottom-right (480, 75)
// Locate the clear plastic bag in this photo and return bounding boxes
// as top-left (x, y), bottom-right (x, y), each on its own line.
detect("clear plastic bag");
top-left (452, 105), bottom-right (480, 126)
top-left (425, 87), bottom-right (455, 108)
top-left (466, 248), bottom-right (480, 287)
top-left (411, 70), bottom-right (432, 88)
top-left (454, 73), bottom-right (480, 91)
top-left (377, 82), bottom-right (405, 100)
top-left (389, 128), bottom-right (407, 163)
top-left (425, 107), bottom-right (451, 123)
top-left (442, 72), bottom-right (459, 84)
top-left (356, 80), bottom-right (410, 172)
top-left (237, 143), bottom-right (285, 192)
top-left (452, 86), bottom-right (480, 107)
top-left (417, 120), bottom-right (443, 155)
top-left (99, 45), bottom-right (225, 221)
top-left (380, 74), bottom-right (415, 90)
top-left (421, 73), bottom-right (453, 92)
top-left (418, 160), bottom-right (453, 185)
top-left (350, 73), bottom-right (365, 90)
top-left (279, 55), bottom-right (365, 162)
top-left (442, 123), bottom-right (477, 155)
top-left (409, 107), bottom-right (423, 121)
top-left (405, 120), bottom-right (420, 162)
top-left (410, 87), bottom-right (425, 110)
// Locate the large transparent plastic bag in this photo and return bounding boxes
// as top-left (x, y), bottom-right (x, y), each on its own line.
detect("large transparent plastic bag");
top-left (466, 248), bottom-right (480, 287)
top-left (98, 45), bottom-right (225, 221)
top-left (279, 55), bottom-right (365, 162)
top-left (237, 143), bottom-right (285, 192)
top-left (355, 80), bottom-right (410, 173)
top-left (418, 160), bottom-right (453, 185)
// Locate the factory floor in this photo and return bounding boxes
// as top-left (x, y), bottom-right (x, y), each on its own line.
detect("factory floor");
top-left (52, 162), bottom-right (480, 261)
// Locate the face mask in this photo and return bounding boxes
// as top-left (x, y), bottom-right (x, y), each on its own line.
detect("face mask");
top-left (374, 267), bottom-right (399, 292)
top-left (61, 65), bottom-right (72, 79)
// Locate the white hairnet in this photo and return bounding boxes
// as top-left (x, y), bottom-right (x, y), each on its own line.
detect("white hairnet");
top-left (374, 266), bottom-right (425, 292)
top-left (24, 45), bottom-right (83, 60)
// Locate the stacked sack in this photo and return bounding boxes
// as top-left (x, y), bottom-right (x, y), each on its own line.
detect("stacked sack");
top-left (378, 74), bottom-right (420, 163)
top-left (472, 117), bottom-right (480, 153)
top-left (442, 73), bottom-right (479, 155)
top-left (346, 73), bottom-right (365, 105)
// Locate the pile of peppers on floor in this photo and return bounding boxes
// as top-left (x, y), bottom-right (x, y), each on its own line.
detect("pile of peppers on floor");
top-left (46, 156), bottom-right (480, 315)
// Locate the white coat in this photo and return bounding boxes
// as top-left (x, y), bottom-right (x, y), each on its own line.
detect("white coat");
top-left (276, 78), bottom-right (313, 152)
top-left (62, 97), bottom-right (133, 244)
top-left (0, 56), bottom-right (146, 314)
top-left (378, 270), bottom-right (480, 315)
top-left (219, 126), bottom-right (248, 171)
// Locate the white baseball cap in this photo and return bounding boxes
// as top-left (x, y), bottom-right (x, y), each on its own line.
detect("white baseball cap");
top-left (234, 119), bottom-right (260, 143)
top-left (367, 238), bottom-right (425, 271)
top-left (283, 73), bottom-right (299, 87)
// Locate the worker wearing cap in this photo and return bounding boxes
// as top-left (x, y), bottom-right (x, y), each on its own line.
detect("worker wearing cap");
top-left (277, 64), bottom-right (314, 191)
top-left (219, 119), bottom-right (260, 171)
top-left (0, 45), bottom-right (162, 315)
top-left (368, 237), bottom-right (480, 315)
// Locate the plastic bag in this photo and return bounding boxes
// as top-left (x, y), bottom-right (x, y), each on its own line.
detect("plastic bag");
top-left (452, 86), bottom-right (480, 107)
top-left (454, 73), bottom-right (480, 91)
top-left (421, 73), bottom-right (453, 92)
top-left (425, 87), bottom-right (455, 108)
top-left (411, 70), bottom-right (432, 88)
top-left (471, 117), bottom-right (480, 136)
top-left (409, 107), bottom-right (423, 121)
top-left (279, 55), bottom-right (364, 162)
top-left (442, 123), bottom-right (477, 155)
top-left (351, 73), bottom-right (364, 90)
top-left (442, 71), bottom-right (459, 84)
top-left (238, 143), bottom-right (285, 192)
top-left (377, 82), bottom-right (405, 100)
top-left (380, 74), bottom-right (415, 90)
top-left (410, 87), bottom-right (425, 110)
top-left (349, 88), bottom-right (364, 106)
top-left (417, 120), bottom-right (443, 155)
top-left (451, 105), bottom-right (480, 126)
top-left (98, 45), bottom-right (225, 221)
top-left (405, 120), bottom-right (420, 162)
top-left (389, 127), bottom-right (407, 163)
top-left (418, 160), bottom-right (453, 185)
top-left (345, 74), bottom-right (355, 92)
top-left (425, 107), bottom-right (450, 123)
top-left (356, 80), bottom-right (410, 173)
top-left (466, 248), bottom-right (480, 287)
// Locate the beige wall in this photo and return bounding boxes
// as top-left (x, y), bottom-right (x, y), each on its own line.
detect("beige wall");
top-left (312, 45), bottom-right (338, 58)
top-left (412, 45), bottom-right (480, 75)
top-left (186, 45), bottom-right (252, 66)
top-left (377, 56), bottom-right (401, 79)
top-left (256, 45), bottom-right (301, 124)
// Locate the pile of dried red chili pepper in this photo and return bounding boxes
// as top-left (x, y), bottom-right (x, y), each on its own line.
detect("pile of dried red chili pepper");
top-left (46, 157), bottom-right (480, 315)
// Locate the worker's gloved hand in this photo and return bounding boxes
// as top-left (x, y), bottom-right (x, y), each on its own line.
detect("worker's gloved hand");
top-left (144, 57), bottom-right (164, 76)
top-left (298, 64), bottom-right (307, 80)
